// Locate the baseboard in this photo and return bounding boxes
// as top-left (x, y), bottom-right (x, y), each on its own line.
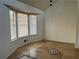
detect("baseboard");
top-left (21, 39), bottom-right (75, 48)
top-left (43, 39), bottom-right (75, 46)
top-left (19, 39), bottom-right (44, 48)
top-left (7, 48), bottom-right (18, 59)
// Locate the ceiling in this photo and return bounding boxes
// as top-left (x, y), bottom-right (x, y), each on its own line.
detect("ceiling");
top-left (18, 0), bottom-right (56, 10)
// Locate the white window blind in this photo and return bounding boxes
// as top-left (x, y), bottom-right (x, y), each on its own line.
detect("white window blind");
top-left (30, 15), bottom-right (37, 35)
top-left (17, 13), bottom-right (28, 38)
top-left (9, 10), bottom-right (17, 41)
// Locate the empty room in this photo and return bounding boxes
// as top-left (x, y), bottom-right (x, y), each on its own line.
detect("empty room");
top-left (0, 0), bottom-right (78, 59)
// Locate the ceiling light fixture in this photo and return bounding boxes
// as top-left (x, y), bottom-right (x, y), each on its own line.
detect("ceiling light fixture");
top-left (50, 0), bottom-right (52, 2)
top-left (50, 0), bottom-right (57, 7)
top-left (50, 0), bottom-right (53, 6)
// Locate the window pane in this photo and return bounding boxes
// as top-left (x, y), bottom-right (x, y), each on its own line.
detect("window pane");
top-left (17, 13), bottom-right (28, 38)
top-left (9, 10), bottom-right (17, 41)
top-left (30, 15), bottom-right (37, 35)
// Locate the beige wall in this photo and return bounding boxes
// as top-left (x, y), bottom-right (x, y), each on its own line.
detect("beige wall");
top-left (45, 0), bottom-right (77, 43)
top-left (76, 0), bottom-right (79, 48)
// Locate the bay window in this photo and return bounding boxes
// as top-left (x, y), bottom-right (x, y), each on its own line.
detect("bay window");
top-left (9, 10), bottom-right (37, 42)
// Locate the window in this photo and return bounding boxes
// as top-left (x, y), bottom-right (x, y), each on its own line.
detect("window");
top-left (9, 10), bottom-right (17, 42)
top-left (9, 10), bottom-right (37, 42)
top-left (17, 13), bottom-right (28, 38)
top-left (29, 15), bottom-right (37, 35)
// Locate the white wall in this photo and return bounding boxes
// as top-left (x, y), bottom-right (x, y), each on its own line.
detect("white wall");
top-left (0, 0), bottom-right (44, 59)
top-left (45, 0), bottom-right (77, 44)
top-left (76, 0), bottom-right (79, 48)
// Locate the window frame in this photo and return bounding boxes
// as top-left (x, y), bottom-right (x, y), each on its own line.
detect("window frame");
top-left (9, 10), bottom-right (38, 42)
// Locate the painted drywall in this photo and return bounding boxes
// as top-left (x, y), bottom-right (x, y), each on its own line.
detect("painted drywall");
top-left (76, 0), bottom-right (79, 48)
top-left (0, 0), bottom-right (44, 59)
top-left (45, 0), bottom-right (77, 43)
